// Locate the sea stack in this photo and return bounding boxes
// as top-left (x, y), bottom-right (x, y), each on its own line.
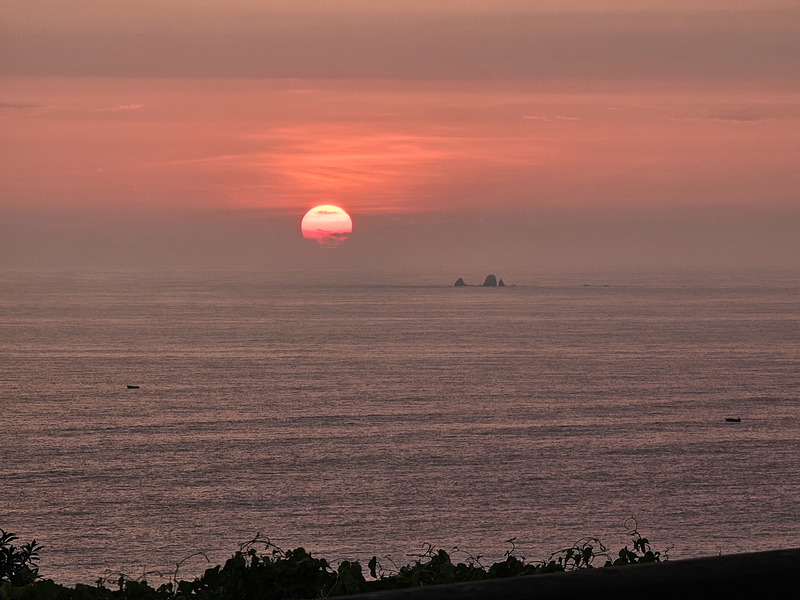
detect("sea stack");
top-left (454, 277), bottom-right (467, 287)
top-left (498, 278), bottom-right (505, 287)
top-left (482, 274), bottom-right (498, 287)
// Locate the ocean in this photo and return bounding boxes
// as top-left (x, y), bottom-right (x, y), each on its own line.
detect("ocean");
top-left (1, 268), bottom-right (798, 585)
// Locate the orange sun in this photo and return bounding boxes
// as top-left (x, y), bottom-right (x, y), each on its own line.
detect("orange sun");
top-left (300, 205), bottom-right (353, 247)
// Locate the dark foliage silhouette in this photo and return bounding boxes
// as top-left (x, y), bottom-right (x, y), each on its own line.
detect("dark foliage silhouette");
top-left (0, 523), bottom-right (665, 599)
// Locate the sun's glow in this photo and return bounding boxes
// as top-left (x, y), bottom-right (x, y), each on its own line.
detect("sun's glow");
top-left (300, 205), bottom-right (353, 247)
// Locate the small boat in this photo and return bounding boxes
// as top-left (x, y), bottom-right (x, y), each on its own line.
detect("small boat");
top-left (127, 385), bottom-right (140, 389)
top-left (725, 417), bottom-right (741, 423)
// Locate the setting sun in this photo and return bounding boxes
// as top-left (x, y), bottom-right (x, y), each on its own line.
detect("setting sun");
top-left (300, 205), bottom-right (353, 247)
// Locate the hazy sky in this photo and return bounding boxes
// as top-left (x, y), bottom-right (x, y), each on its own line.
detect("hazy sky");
top-left (1, 1), bottom-right (798, 275)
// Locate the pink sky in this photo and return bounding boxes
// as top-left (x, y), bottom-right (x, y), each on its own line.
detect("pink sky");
top-left (1, 1), bottom-right (798, 273)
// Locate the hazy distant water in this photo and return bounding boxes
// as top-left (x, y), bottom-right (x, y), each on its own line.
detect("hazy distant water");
top-left (2, 269), bottom-right (798, 585)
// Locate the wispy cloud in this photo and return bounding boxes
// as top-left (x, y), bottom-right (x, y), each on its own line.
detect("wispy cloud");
top-left (523, 115), bottom-right (581, 122)
top-left (0, 101), bottom-right (54, 115)
top-left (94, 104), bottom-right (144, 112)
top-left (704, 113), bottom-right (763, 122)
top-left (0, 102), bottom-right (37, 109)
top-left (664, 102), bottom-right (800, 123)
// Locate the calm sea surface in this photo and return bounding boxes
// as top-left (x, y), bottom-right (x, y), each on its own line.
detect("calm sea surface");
top-left (1, 269), bottom-right (798, 585)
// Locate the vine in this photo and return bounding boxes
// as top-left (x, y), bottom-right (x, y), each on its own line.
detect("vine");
top-left (0, 522), bottom-right (667, 599)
